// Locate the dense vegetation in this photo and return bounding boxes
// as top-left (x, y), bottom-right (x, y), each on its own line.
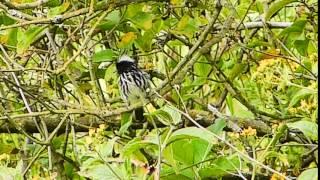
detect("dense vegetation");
top-left (0, 0), bottom-right (318, 179)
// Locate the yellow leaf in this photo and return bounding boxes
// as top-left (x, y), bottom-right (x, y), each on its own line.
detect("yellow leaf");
top-left (146, 104), bottom-right (156, 113)
top-left (11, 0), bottom-right (23, 3)
top-left (0, 153), bottom-right (9, 161)
top-left (118, 32), bottom-right (137, 48)
top-left (176, 15), bottom-right (190, 30)
top-left (0, 30), bottom-right (11, 44)
top-left (270, 173), bottom-right (285, 180)
top-left (89, 128), bottom-right (96, 137)
top-left (172, 15), bottom-right (198, 38)
top-left (259, 48), bottom-right (281, 60)
top-left (170, 0), bottom-right (184, 5)
top-left (0, 35), bottom-right (8, 44)
top-left (197, 15), bottom-right (209, 25)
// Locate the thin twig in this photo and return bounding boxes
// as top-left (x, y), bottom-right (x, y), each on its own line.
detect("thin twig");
top-left (22, 145), bottom-right (47, 176)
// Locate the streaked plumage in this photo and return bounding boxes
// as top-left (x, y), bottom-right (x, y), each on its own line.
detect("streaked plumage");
top-left (116, 55), bottom-right (149, 121)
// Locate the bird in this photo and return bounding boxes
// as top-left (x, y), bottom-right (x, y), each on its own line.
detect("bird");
top-left (115, 55), bottom-right (150, 121)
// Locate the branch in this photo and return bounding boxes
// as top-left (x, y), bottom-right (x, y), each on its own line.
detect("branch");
top-left (0, 109), bottom-right (271, 135)
top-left (2, 0), bottom-right (49, 10)
top-left (157, 1), bottom-right (224, 95)
top-left (241, 21), bottom-right (292, 29)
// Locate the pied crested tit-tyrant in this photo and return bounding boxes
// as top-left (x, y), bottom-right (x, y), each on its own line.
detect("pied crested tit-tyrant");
top-left (116, 55), bottom-right (150, 121)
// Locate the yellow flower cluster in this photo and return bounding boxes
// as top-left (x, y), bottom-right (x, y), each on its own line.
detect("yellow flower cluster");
top-left (228, 127), bottom-right (258, 138)
top-left (270, 173), bottom-right (286, 180)
top-left (288, 107), bottom-right (298, 114)
top-left (299, 99), bottom-right (317, 111)
top-left (288, 97), bottom-right (317, 114)
top-left (256, 58), bottom-right (279, 72)
top-left (240, 126), bottom-right (257, 136)
top-left (85, 124), bottom-right (108, 145)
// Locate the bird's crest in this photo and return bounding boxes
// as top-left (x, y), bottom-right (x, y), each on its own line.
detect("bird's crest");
top-left (118, 55), bottom-right (135, 63)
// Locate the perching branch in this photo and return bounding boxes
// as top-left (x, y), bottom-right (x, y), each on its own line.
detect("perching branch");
top-left (0, 109), bottom-right (272, 135)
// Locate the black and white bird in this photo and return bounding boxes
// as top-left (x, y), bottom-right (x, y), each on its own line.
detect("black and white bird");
top-left (116, 55), bottom-right (150, 121)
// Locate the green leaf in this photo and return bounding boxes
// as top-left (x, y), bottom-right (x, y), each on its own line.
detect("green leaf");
top-left (0, 28), bottom-right (17, 47)
top-left (161, 144), bottom-right (179, 171)
top-left (279, 19), bottom-right (307, 37)
top-left (168, 127), bottom-right (217, 144)
top-left (207, 118), bottom-right (227, 134)
top-left (226, 95), bottom-right (234, 115)
top-left (78, 164), bottom-right (123, 180)
top-left (265, 0), bottom-right (299, 20)
top-left (93, 49), bottom-right (115, 62)
top-left (119, 112), bottom-right (132, 135)
top-left (298, 168), bottom-right (318, 180)
top-left (0, 166), bottom-right (23, 180)
top-left (294, 39), bottom-right (309, 56)
top-left (128, 12), bottom-right (153, 30)
top-left (134, 29), bottom-right (155, 51)
top-left (7, 28), bottom-right (18, 47)
top-left (64, 161), bottom-right (77, 178)
top-left (287, 120), bottom-right (318, 141)
top-left (264, 151), bottom-right (289, 166)
top-left (280, 142), bottom-right (307, 166)
top-left (162, 138), bottom-right (212, 178)
top-left (161, 174), bottom-right (192, 180)
top-left (149, 109), bottom-right (172, 125)
top-left (45, 0), bottom-right (63, 7)
top-left (125, 4), bottom-right (143, 18)
top-left (135, 19), bottom-right (162, 51)
top-left (17, 26), bottom-right (47, 55)
top-left (0, 13), bottom-right (15, 25)
top-left (199, 156), bottom-right (240, 178)
top-left (229, 63), bottom-right (246, 80)
top-left (97, 137), bottom-right (118, 158)
top-left (0, 142), bottom-right (15, 154)
top-left (194, 58), bottom-right (211, 77)
top-left (189, 77), bottom-right (206, 86)
top-left (106, 10), bottom-right (121, 23)
top-left (226, 95), bottom-right (254, 119)
top-left (152, 19), bottom-right (164, 34)
top-left (51, 135), bottom-right (65, 149)
top-left (162, 105), bottom-right (182, 124)
top-left (171, 15), bottom-right (199, 38)
top-left (47, 2), bottom-right (70, 17)
top-left (289, 88), bottom-right (315, 107)
top-left (248, 38), bottom-right (273, 48)
top-left (122, 136), bottom-right (158, 157)
top-left (169, 138), bottom-right (209, 165)
top-left (148, 105), bottom-right (181, 125)
top-left (0, 28), bottom-right (18, 47)
top-left (98, 10), bottom-right (121, 30)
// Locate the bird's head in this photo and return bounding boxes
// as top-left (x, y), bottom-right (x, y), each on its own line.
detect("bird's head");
top-left (116, 55), bottom-right (137, 74)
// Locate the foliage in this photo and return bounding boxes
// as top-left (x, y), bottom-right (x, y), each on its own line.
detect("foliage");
top-left (0, 0), bottom-right (318, 179)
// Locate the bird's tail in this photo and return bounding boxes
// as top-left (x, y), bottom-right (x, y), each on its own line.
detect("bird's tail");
top-left (134, 107), bottom-right (145, 122)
